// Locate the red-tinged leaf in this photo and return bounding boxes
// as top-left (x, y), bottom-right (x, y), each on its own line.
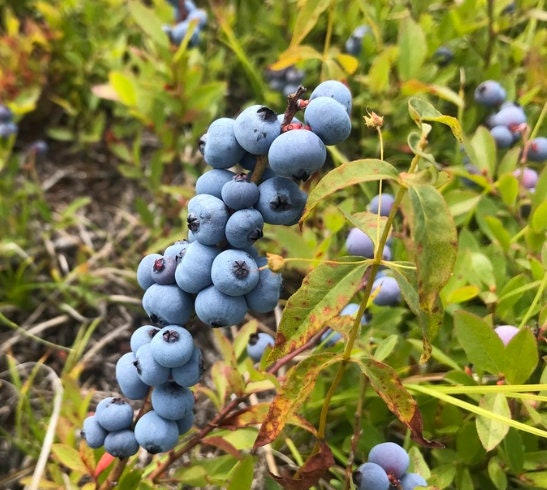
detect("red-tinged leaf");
top-left (202, 436), bottom-right (243, 460)
top-left (254, 352), bottom-right (342, 448)
top-left (94, 452), bottom-right (115, 478)
top-left (270, 440), bottom-right (335, 490)
top-left (300, 159), bottom-right (400, 223)
top-left (267, 258), bottom-right (367, 362)
top-left (350, 357), bottom-right (444, 448)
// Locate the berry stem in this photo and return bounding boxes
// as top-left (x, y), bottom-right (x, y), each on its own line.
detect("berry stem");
top-left (280, 85), bottom-right (307, 129)
top-left (249, 154), bottom-right (268, 184)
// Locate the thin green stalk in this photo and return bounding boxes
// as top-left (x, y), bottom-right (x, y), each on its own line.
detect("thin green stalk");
top-left (320, 1), bottom-right (335, 80)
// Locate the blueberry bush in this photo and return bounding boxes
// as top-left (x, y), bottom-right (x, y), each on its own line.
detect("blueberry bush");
top-left (1, 1), bottom-right (546, 489)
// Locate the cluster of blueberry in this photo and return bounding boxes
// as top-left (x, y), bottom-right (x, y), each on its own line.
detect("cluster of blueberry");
top-left (345, 25), bottom-right (371, 56)
top-left (474, 79), bottom-right (546, 163)
top-left (163, 0), bottom-right (207, 47)
top-left (353, 442), bottom-right (428, 490)
top-left (0, 104), bottom-right (17, 140)
top-left (81, 79), bottom-right (353, 456)
top-left (265, 65), bottom-right (306, 98)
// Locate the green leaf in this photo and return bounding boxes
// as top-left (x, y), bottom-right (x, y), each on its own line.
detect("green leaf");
top-left (408, 98), bottom-right (463, 143)
top-left (397, 15), bottom-right (427, 80)
top-left (483, 216), bottom-right (512, 252)
top-left (227, 455), bottom-right (256, 490)
top-left (289, 0), bottom-right (332, 47)
top-left (503, 327), bottom-right (539, 384)
top-left (476, 394), bottom-right (511, 451)
top-left (463, 126), bottom-right (497, 177)
top-left (342, 210), bottom-right (388, 250)
top-left (453, 310), bottom-right (504, 375)
top-left (531, 199), bottom-right (547, 232)
top-left (51, 443), bottom-right (88, 474)
top-left (350, 357), bottom-right (443, 448)
top-left (128, 1), bottom-right (169, 49)
top-left (496, 173), bottom-right (519, 208)
top-left (401, 79), bottom-right (464, 108)
top-left (254, 352), bottom-right (342, 448)
top-left (368, 46), bottom-right (399, 94)
top-left (300, 159), bottom-right (400, 223)
top-left (267, 258), bottom-right (367, 362)
top-left (373, 334), bottom-right (399, 361)
top-left (109, 71), bottom-right (137, 107)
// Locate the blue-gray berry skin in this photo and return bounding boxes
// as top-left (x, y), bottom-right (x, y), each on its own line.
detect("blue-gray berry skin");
top-left (151, 381), bottom-right (195, 421)
top-left (221, 173), bottom-right (260, 210)
top-left (368, 442), bottom-right (410, 478)
top-left (0, 121), bottom-right (17, 138)
top-left (268, 129), bottom-right (327, 181)
top-left (163, 240), bottom-right (189, 262)
top-left (489, 103), bottom-right (527, 129)
top-left (116, 352), bottom-right (150, 400)
top-left (346, 228), bottom-right (374, 258)
top-left (255, 176), bottom-right (307, 225)
top-left (104, 429), bottom-right (139, 459)
top-left (320, 328), bottom-right (342, 347)
top-left (130, 325), bottom-right (160, 353)
top-left (0, 104), bottom-right (13, 123)
top-left (176, 410), bottom-right (195, 435)
top-left (134, 410), bottom-right (179, 454)
top-left (95, 396), bottom-right (134, 432)
top-left (169, 19), bottom-right (200, 47)
top-left (195, 285), bottom-right (248, 327)
top-left (136, 253), bottom-right (162, 290)
top-left (368, 193), bottom-right (395, 217)
top-left (304, 97), bottom-right (352, 145)
top-left (244, 257), bottom-right (282, 314)
top-left (171, 345), bottom-right (203, 387)
top-left (432, 45), bottom-right (454, 66)
top-left (400, 472), bottom-right (428, 490)
top-left (528, 136), bottom-right (547, 161)
top-left (225, 208), bottom-right (264, 249)
top-left (310, 80), bottom-right (352, 115)
top-left (134, 343), bottom-right (171, 387)
top-left (150, 255), bottom-right (177, 285)
top-left (187, 8), bottom-right (207, 29)
top-left (233, 105), bottom-right (281, 155)
top-left (352, 462), bottom-right (390, 490)
top-left (203, 118), bottom-right (246, 169)
top-left (490, 125), bottom-right (515, 148)
top-left (187, 194), bottom-right (229, 246)
top-left (474, 80), bottom-right (506, 107)
top-left (175, 240), bottom-right (219, 294)
top-left (150, 325), bottom-right (194, 368)
top-left (81, 415), bottom-right (108, 449)
top-left (345, 25), bottom-right (370, 55)
top-left (211, 249), bottom-right (260, 296)
top-left (196, 169), bottom-right (236, 198)
top-left (371, 276), bottom-right (401, 306)
top-left (246, 332), bottom-right (275, 361)
top-left (142, 283), bottom-right (194, 326)
top-left (513, 167), bottom-right (538, 190)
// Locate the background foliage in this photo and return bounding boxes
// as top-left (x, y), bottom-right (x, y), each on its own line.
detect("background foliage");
top-left (0, 0), bottom-right (546, 489)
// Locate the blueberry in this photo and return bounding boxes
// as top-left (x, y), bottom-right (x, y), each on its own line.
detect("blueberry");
top-left (150, 255), bottom-right (178, 285)
top-left (0, 104), bottom-right (13, 123)
top-left (255, 176), bottom-right (307, 225)
top-left (163, 240), bottom-right (189, 262)
top-left (400, 472), bottom-right (428, 489)
top-left (171, 345), bottom-right (203, 387)
top-left (371, 276), bottom-right (401, 306)
top-left (81, 415), bottom-right (108, 449)
top-left (268, 129), bottom-right (327, 180)
top-left (137, 253), bottom-right (163, 290)
top-left (320, 303), bottom-right (366, 346)
top-left (474, 80), bottom-right (506, 107)
top-left (196, 169), bottom-right (237, 198)
top-left (28, 139), bottom-right (48, 156)
top-left (490, 125), bottom-right (515, 148)
top-left (134, 410), bottom-right (179, 454)
top-left (512, 167), bottom-right (538, 189)
top-left (203, 118), bottom-right (246, 169)
top-left (95, 396), bottom-right (134, 432)
top-left (319, 328), bottom-right (342, 347)
top-left (346, 228), bottom-right (374, 258)
top-left (368, 193), bottom-right (395, 216)
top-left (176, 410), bottom-right (195, 435)
top-left (352, 462), bottom-right (390, 490)
top-left (225, 208), bottom-right (264, 249)
top-left (175, 240), bottom-right (219, 293)
top-left (0, 122), bottom-right (18, 139)
top-left (233, 104), bottom-right (281, 155)
top-left (310, 80), bottom-right (352, 115)
top-left (432, 45), bottom-right (454, 66)
top-left (304, 97), bottom-right (352, 145)
top-left (151, 381), bottom-right (195, 421)
top-left (142, 283), bottom-right (194, 326)
top-left (527, 136), bottom-right (547, 161)
top-left (368, 442), bottom-right (410, 478)
top-left (150, 325), bottom-right (194, 368)
top-left (130, 325), bottom-right (160, 353)
top-left (244, 257), bottom-right (283, 314)
top-left (187, 194), bottom-right (229, 246)
top-left (187, 8), bottom-right (207, 29)
top-left (169, 20), bottom-right (200, 47)
top-left (211, 249), bottom-right (260, 296)
top-left (195, 285), bottom-right (248, 327)
top-left (104, 429), bottom-right (139, 459)
top-left (116, 352), bottom-right (151, 400)
top-left (221, 173), bottom-right (260, 209)
top-left (134, 343), bottom-right (171, 386)
top-left (494, 325), bottom-right (519, 346)
top-left (246, 332), bottom-right (275, 361)
top-left (488, 103), bottom-right (527, 129)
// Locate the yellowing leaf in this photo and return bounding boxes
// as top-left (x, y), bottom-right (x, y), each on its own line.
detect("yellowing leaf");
top-left (335, 53), bottom-right (359, 75)
top-left (270, 45), bottom-right (323, 71)
top-left (290, 0), bottom-right (332, 47)
top-left (476, 393), bottom-right (511, 451)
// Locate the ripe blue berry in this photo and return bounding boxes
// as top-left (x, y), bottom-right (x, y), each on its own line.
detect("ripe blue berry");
top-left (136, 253), bottom-right (162, 290)
top-left (195, 285), bottom-right (248, 327)
top-left (163, 240), bottom-right (189, 262)
top-left (512, 167), bottom-right (538, 190)
top-left (176, 410), bottom-right (195, 435)
top-left (346, 228), bottom-right (374, 258)
top-left (211, 249), bottom-right (260, 296)
top-left (130, 325), bottom-right (160, 353)
top-left (432, 46), bottom-right (454, 66)
top-left (244, 258), bottom-right (282, 314)
top-left (150, 255), bottom-right (177, 285)
top-left (196, 169), bottom-right (236, 198)
top-left (490, 125), bottom-right (515, 148)
top-left (246, 332), bottom-right (275, 361)
top-left (527, 136), bottom-right (547, 161)
top-left (150, 325), bottom-right (194, 368)
top-left (233, 105), bottom-right (281, 155)
top-left (134, 343), bottom-right (171, 387)
top-left (134, 410), bottom-right (179, 454)
top-left (368, 193), bottom-right (395, 216)
top-left (304, 97), bottom-right (352, 145)
top-left (268, 129), bottom-right (327, 180)
top-left (400, 472), bottom-right (428, 489)
top-left (95, 396), bottom-right (134, 432)
top-left (352, 462), bottom-right (390, 490)
top-left (488, 103), bottom-right (527, 129)
top-left (225, 208), bottom-right (264, 249)
top-left (368, 442), bottom-right (410, 478)
top-left (310, 80), bottom-right (352, 115)
top-left (221, 173), bottom-right (260, 209)
top-left (203, 118), bottom-right (246, 169)
top-left (187, 194), bottom-right (229, 246)
top-left (116, 352), bottom-right (151, 400)
top-left (171, 345), bottom-right (203, 387)
top-left (0, 104), bottom-right (13, 123)
top-left (474, 80), bottom-right (506, 107)
top-left (169, 19), bottom-right (200, 47)
top-left (81, 415), bottom-right (108, 449)
top-left (175, 240), bottom-right (219, 294)
top-left (371, 276), bottom-right (401, 306)
top-left (256, 176), bottom-right (307, 225)
top-left (104, 429), bottom-right (139, 459)
top-left (151, 381), bottom-right (195, 421)
top-left (142, 283), bottom-right (194, 326)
